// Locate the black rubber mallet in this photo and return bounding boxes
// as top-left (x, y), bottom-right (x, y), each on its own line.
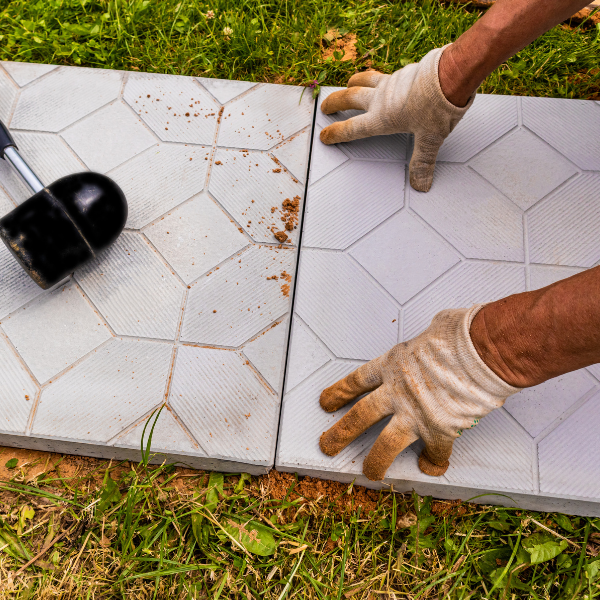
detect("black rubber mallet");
top-left (0, 120), bottom-right (128, 290)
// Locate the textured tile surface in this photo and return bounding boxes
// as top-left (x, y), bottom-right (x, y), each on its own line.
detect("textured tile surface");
top-left (278, 91), bottom-right (600, 516)
top-left (0, 65), bottom-right (314, 473)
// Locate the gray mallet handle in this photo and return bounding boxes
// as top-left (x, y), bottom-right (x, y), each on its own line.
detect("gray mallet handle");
top-left (0, 120), bottom-right (44, 193)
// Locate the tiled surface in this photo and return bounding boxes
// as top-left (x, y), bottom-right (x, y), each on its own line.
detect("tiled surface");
top-left (277, 89), bottom-right (600, 516)
top-left (0, 61), bottom-right (313, 473)
top-left (2, 64), bottom-right (599, 515)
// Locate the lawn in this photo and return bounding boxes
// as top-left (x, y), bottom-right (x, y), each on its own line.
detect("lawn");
top-left (0, 0), bottom-right (598, 99)
top-left (0, 0), bottom-right (599, 598)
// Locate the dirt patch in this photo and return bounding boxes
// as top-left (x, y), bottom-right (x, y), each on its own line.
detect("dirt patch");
top-left (263, 470), bottom-right (383, 514)
top-left (322, 30), bottom-right (358, 62)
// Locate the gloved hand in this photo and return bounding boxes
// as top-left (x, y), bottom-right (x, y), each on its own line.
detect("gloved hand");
top-left (319, 45), bottom-right (474, 192)
top-left (319, 306), bottom-right (521, 481)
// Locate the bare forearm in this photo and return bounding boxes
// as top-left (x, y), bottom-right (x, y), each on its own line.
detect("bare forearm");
top-left (471, 267), bottom-right (600, 387)
top-left (438, 0), bottom-right (590, 106)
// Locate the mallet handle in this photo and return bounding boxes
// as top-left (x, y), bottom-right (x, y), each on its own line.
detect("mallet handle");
top-left (0, 120), bottom-right (44, 194)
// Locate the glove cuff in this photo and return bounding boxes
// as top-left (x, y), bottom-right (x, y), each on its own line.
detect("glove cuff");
top-left (416, 45), bottom-right (476, 133)
top-left (458, 304), bottom-right (522, 400)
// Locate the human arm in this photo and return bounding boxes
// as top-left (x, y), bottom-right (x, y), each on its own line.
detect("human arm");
top-left (320, 0), bottom-right (591, 191)
top-left (320, 266), bottom-right (600, 480)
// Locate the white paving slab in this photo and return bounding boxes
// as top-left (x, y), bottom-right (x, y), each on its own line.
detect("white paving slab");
top-left (1, 61), bottom-right (58, 87)
top-left (277, 91), bottom-right (600, 516)
top-left (0, 65), bottom-right (314, 473)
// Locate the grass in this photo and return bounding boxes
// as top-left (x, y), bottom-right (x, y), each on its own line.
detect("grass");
top-left (0, 446), bottom-right (599, 599)
top-left (0, 1), bottom-right (599, 597)
top-left (0, 0), bottom-right (598, 99)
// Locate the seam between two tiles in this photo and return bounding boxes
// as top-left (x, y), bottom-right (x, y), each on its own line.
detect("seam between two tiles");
top-left (272, 94), bottom-right (319, 471)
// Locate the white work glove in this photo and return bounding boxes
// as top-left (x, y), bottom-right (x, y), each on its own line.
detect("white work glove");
top-left (319, 306), bottom-right (521, 481)
top-left (319, 45), bottom-right (474, 192)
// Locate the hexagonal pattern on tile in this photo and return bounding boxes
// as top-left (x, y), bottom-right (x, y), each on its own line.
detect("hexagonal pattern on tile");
top-left (2, 61), bottom-right (58, 87)
top-left (76, 232), bottom-right (185, 340)
top-left (0, 131), bottom-right (84, 203)
top-left (285, 317), bottom-right (331, 393)
top-left (11, 67), bottom-right (122, 132)
top-left (109, 143), bottom-right (210, 229)
top-left (470, 128), bottom-right (578, 211)
top-left (403, 262), bottom-right (526, 340)
top-left (445, 409), bottom-right (534, 491)
top-left (242, 319), bottom-right (288, 393)
top-left (504, 370), bottom-right (596, 438)
top-left (181, 245), bottom-right (294, 347)
top-left (197, 77), bottom-right (257, 105)
top-left (410, 164), bottom-right (524, 262)
top-left (115, 408), bottom-right (203, 455)
top-left (124, 73), bottom-right (218, 144)
top-left (522, 96), bottom-right (600, 171)
top-left (271, 129), bottom-right (311, 183)
top-left (437, 94), bottom-right (518, 163)
top-left (1, 281), bottom-right (112, 384)
top-left (208, 148), bottom-right (304, 245)
top-left (528, 174), bottom-right (600, 268)
top-left (218, 84), bottom-right (313, 150)
top-left (169, 346), bottom-right (279, 463)
top-left (349, 211), bottom-right (460, 304)
top-left (0, 69), bottom-right (18, 122)
top-left (0, 334), bottom-right (36, 434)
top-left (316, 87), bottom-right (409, 161)
top-left (303, 160), bottom-right (405, 250)
top-left (0, 63), bottom-right (314, 477)
top-left (308, 126), bottom-right (349, 184)
top-left (539, 392), bottom-right (600, 498)
top-left (145, 193), bottom-right (249, 284)
top-left (61, 101), bottom-right (156, 173)
top-left (0, 240), bottom-right (45, 320)
top-left (529, 265), bottom-right (585, 291)
top-left (295, 250), bottom-right (399, 360)
top-left (33, 339), bottom-right (173, 442)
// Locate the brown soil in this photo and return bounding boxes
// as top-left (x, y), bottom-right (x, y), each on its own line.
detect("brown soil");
top-left (263, 470), bottom-right (383, 514)
top-left (274, 231), bottom-right (288, 243)
top-left (322, 31), bottom-right (358, 62)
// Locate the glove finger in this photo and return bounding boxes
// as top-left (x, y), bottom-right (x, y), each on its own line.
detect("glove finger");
top-left (320, 358), bottom-right (383, 412)
top-left (320, 113), bottom-right (383, 145)
top-left (409, 132), bottom-right (445, 192)
top-left (419, 436), bottom-right (454, 476)
top-left (362, 417), bottom-right (418, 481)
top-left (320, 387), bottom-right (391, 457)
top-left (321, 86), bottom-right (372, 114)
top-left (347, 70), bottom-right (388, 89)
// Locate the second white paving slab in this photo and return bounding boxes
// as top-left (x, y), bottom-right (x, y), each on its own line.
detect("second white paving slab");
top-left (0, 61), bottom-right (314, 472)
top-left (276, 88), bottom-right (600, 516)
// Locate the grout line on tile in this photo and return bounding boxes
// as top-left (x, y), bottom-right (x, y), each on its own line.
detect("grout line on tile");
top-left (345, 253), bottom-right (403, 310)
top-left (467, 164), bottom-right (524, 213)
top-left (520, 124), bottom-right (583, 174)
top-left (460, 123), bottom-right (520, 169)
top-left (240, 348), bottom-right (282, 397)
top-left (401, 260), bottom-right (466, 312)
top-left (121, 95), bottom-right (165, 144)
top-left (462, 257), bottom-right (526, 267)
top-left (523, 170), bottom-right (582, 216)
top-left (293, 314), bottom-right (338, 361)
top-left (533, 386), bottom-right (599, 446)
top-left (37, 336), bottom-right (114, 388)
top-left (2, 71), bottom-right (20, 127)
top-left (112, 334), bottom-right (179, 346)
top-left (72, 278), bottom-right (117, 337)
top-left (106, 401), bottom-right (165, 447)
top-left (343, 205), bottom-right (406, 254)
top-left (55, 85), bottom-right (125, 135)
top-left (175, 287), bottom-right (189, 343)
top-left (178, 340), bottom-right (242, 351)
top-left (524, 212), bottom-right (531, 291)
top-left (140, 231), bottom-right (189, 291)
top-left (165, 404), bottom-right (208, 454)
top-left (181, 242), bottom-right (253, 291)
top-left (239, 312), bottom-right (289, 348)
top-left (406, 207), bottom-right (467, 260)
top-left (25, 388), bottom-right (42, 436)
